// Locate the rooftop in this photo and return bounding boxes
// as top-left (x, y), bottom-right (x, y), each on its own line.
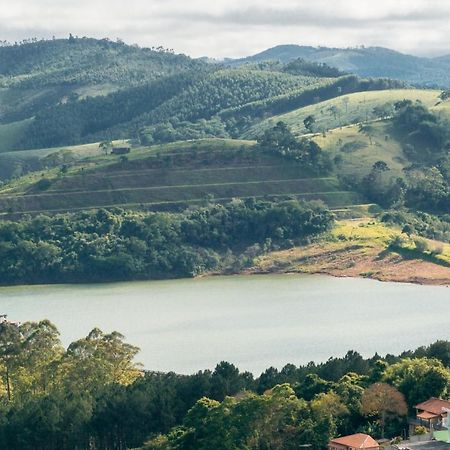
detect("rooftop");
top-left (330, 433), bottom-right (379, 448)
top-left (415, 398), bottom-right (450, 416)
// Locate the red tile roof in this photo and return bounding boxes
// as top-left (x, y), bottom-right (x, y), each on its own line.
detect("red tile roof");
top-left (330, 433), bottom-right (379, 448)
top-left (415, 398), bottom-right (450, 416)
top-left (417, 411), bottom-right (440, 420)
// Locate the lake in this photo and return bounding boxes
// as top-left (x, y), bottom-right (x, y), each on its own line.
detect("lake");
top-left (0, 274), bottom-right (449, 374)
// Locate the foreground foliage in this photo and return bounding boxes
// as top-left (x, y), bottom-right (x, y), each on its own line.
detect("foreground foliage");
top-left (2, 321), bottom-right (449, 450)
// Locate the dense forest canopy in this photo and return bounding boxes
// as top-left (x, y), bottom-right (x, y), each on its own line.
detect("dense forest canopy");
top-left (1, 318), bottom-right (450, 450)
top-left (0, 199), bottom-right (333, 285)
top-left (0, 37), bottom-right (201, 89)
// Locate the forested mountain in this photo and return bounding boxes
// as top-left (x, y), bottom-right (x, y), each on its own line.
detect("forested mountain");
top-left (0, 37), bottom-right (201, 89)
top-left (0, 38), bottom-right (205, 141)
top-left (229, 45), bottom-right (450, 88)
top-left (19, 68), bottom-right (326, 149)
top-left (0, 37), bottom-right (408, 154)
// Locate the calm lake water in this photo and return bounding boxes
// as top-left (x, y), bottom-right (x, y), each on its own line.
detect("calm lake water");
top-left (0, 274), bottom-right (449, 374)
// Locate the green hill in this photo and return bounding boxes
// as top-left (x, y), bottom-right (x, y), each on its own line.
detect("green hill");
top-left (229, 45), bottom-right (450, 88)
top-left (0, 139), bottom-right (363, 217)
top-left (0, 38), bottom-right (207, 156)
top-left (242, 89), bottom-right (442, 139)
top-left (0, 37), bottom-right (405, 159)
top-left (17, 68), bottom-right (329, 150)
top-left (0, 38), bottom-right (201, 90)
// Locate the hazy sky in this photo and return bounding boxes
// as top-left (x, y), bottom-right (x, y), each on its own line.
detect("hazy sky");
top-left (2, 0), bottom-right (450, 58)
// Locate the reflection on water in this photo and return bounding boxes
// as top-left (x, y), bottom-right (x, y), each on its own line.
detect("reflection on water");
top-left (0, 274), bottom-right (449, 374)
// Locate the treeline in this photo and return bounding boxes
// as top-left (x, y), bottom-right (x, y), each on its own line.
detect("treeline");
top-left (282, 57), bottom-right (345, 78)
top-left (0, 199), bottom-right (333, 285)
top-left (1, 318), bottom-right (450, 450)
top-left (237, 58), bottom-right (345, 78)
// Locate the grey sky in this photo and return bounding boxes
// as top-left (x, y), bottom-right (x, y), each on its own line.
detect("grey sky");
top-left (2, 0), bottom-right (450, 58)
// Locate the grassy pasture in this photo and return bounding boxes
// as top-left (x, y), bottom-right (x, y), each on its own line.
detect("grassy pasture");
top-left (243, 89), bottom-right (441, 138)
top-left (0, 139), bottom-right (362, 216)
top-left (314, 121), bottom-right (407, 178)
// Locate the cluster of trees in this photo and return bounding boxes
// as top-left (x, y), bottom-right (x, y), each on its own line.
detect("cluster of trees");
top-left (381, 209), bottom-right (450, 243)
top-left (19, 70), bottom-right (205, 148)
top-left (282, 58), bottom-right (345, 78)
top-left (258, 121), bottom-right (332, 173)
top-left (359, 161), bottom-right (449, 214)
top-left (141, 118), bottom-right (229, 145)
top-left (141, 344), bottom-right (450, 449)
top-left (356, 101), bottom-right (449, 214)
top-left (3, 323), bottom-right (449, 450)
top-left (393, 100), bottom-right (449, 164)
top-left (0, 199), bottom-right (333, 285)
top-left (0, 319), bottom-right (141, 449)
top-left (238, 58), bottom-right (344, 79)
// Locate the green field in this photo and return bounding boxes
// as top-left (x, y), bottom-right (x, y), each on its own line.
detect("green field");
top-left (243, 89), bottom-right (441, 138)
top-left (0, 139), bottom-right (363, 217)
top-left (314, 121), bottom-right (407, 178)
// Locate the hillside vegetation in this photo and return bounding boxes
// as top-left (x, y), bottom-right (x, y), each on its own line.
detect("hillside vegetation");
top-left (230, 44), bottom-right (450, 87)
top-left (2, 315), bottom-right (450, 450)
top-left (243, 89), bottom-right (441, 138)
top-left (0, 38), bottom-right (200, 89)
top-left (0, 139), bottom-right (362, 217)
top-left (0, 37), bottom-right (407, 157)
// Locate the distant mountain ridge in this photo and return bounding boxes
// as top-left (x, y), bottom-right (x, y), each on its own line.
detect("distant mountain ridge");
top-left (228, 45), bottom-right (450, 88)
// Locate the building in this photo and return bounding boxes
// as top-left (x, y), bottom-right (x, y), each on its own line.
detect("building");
top-left (329, 433), bottom-right (379, 450)
top-left (111, 146), bottom-right (131, 155)
top-left (415, 398), bottom-right (450, 430)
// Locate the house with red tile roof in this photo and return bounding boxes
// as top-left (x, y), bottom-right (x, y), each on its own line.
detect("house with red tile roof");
top-left (329, 433), bottom-right (379, 450)
top-left (415, 398), bottom-right (450, 430)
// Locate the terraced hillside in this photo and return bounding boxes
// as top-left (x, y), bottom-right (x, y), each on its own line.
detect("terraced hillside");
top-left (242, 89), bottom-right (442, 138)
top-left (0, 139), bottom-right (362, 217)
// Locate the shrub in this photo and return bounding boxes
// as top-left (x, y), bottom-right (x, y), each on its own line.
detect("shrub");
top-left (389, 235), bottom-right (405, 249)
top-left (414, 426), bottom-right (427, 436)
top-left (414, 238), bottom-right (428, 253)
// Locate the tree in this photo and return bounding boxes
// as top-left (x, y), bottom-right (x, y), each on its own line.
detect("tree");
top-left (60, 328), bottom-right (141, 392)
top-left (373, 103), bottom-right (393, 120)
top-left (342, 97), bottom-right (350, 113)
top-left (210, 361), bottom-right (247, 401)
top-left (99, 140), bottom-right (112, 155)
top-left (425, 341), bottom-right (450, 367)
top-left (439, 90), bottom-right (450, 101)
top-left (359, 124), bottom-right (375, 145)
top-left (303, 115), bottom-right (316, 133)
top-left (328, 105), bottom-right (340, 121)
top-left (361, 383), bottom-right (407, 438)
top-left (0, 320), bottom-right (21, 401)
top-left (383, 358), bottom-right (450, 407)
